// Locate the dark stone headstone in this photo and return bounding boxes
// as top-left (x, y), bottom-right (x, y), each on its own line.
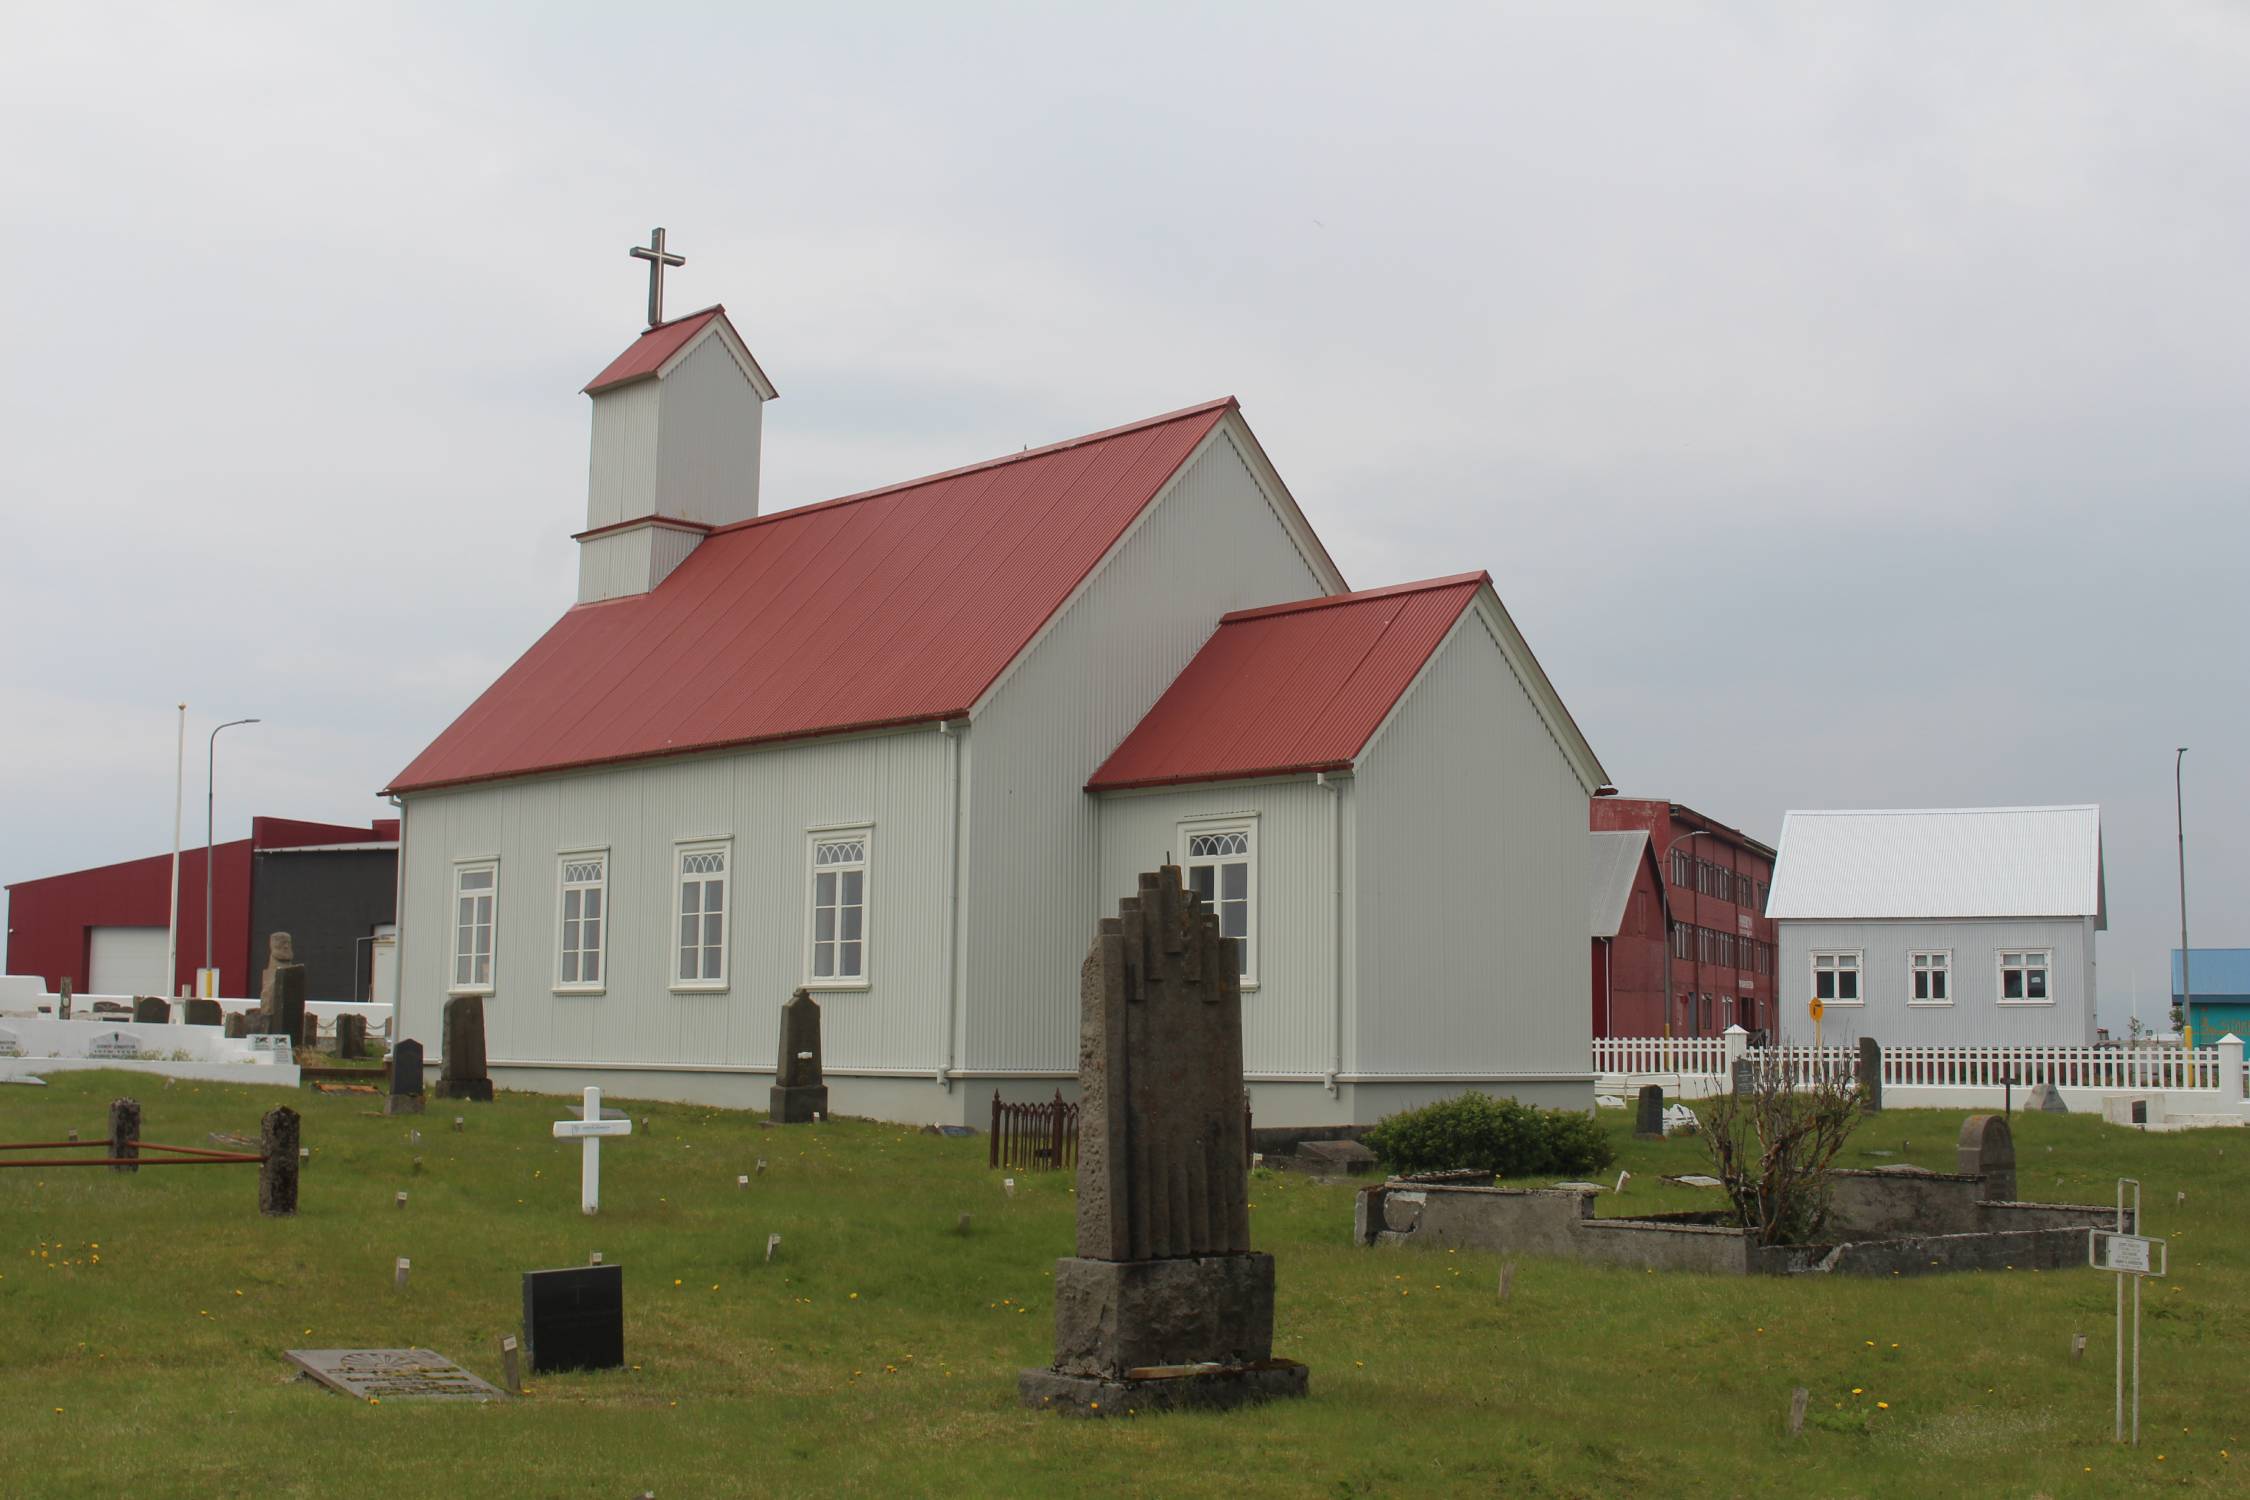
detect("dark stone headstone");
top-left (1022, 865), bottom-right (1306, 1415)
top-left (769, 989), bottom-right (829, 1123)
top-left (1634, 1084), bottom-right (1666, 1139)
top-left (185, 998), bottom-right (221, 1027)
top-left (267, 965), bottom-right (308, 1049)
top-left (260, 1106), bottom-right (301, 1216)
top-left (1956, 1114), bottom-right (2015, 1202)
top-left (132, 996), bottom-right (170, 1025)
top-left (436, 997), bottom-right (493, 1102)
top-left (335, 1013), bottom-right (368, 1061)
top-left (1858, 1036), bottom-right (1883, 1112)
top-left (386, 1038), bottom-right (427, 1116)
top-left (1731, 1058), bottom-right (1756, 1097)
top-left (522, 1265), bottom-right (624, 1374)
top-left (223, 1011), bottom-right (249, 1039)
top-left (108, 1097), bottom-right (141, 1173)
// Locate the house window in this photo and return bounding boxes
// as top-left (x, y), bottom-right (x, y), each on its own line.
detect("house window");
top-left (451, 862), bottom-right (497, 994)
top-left (1183, 824), bottom-right (1256, 984)
top-left (673, 841), bottom-right (730, 989)
top-left (806, 832), bottom-right (871, 987)
top-left (556, 853), bottom-right (607, 991)
top-left (1910, 950), bottom-right (1951, 1006)
top-left (1999, 950), bottom-right (2052, 1004)
top-left (1811, 951), bottom-right (1861, 1005)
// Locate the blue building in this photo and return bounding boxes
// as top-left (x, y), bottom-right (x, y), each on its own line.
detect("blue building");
top-left (2174, 948), bottom-right (2250, 1042)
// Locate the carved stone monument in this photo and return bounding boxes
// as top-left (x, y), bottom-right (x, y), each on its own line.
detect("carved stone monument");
top-left (1019, 866), bottom-right (1308, 1415)
top-left (435, 996), bottom-right (493, 1101)
top-left (1957, 1114), bottom-right (2016, 1202)
top-left (769, 989), bottom-right (828, 1124)
top-left (258, 933), bottom-right (308, 1046)
top-left (260, 1105), bottom-right (301, 1216)
top-left (386, 1038), bottom-right (427, 1116)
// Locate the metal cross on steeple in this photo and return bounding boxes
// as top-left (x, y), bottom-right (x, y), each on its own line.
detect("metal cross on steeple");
top-left (628, 227), bottom-right (686, 328)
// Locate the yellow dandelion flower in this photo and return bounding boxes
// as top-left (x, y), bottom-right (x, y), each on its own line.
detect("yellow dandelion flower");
top-left (1877, 1402), bottom-right (1889, 1410)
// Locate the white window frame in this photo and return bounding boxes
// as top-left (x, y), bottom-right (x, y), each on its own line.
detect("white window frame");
top-left (803, 826), bottom-right (873, 991)
top-left (1179, 814), bottom-right (1258, 990)
top-left (449, 859), bottom-right (498, 996)
top-left (1908, 949), bottom-right (1952, 1007)
top-left (1809, 950), bottom-right (1862, 1007)
top-left (671, 839), bottom-right (732, 993)
top-left (554, 849), bottom-right (609, 995)
top-left (1996, 948), bottom-right (2054, 1006)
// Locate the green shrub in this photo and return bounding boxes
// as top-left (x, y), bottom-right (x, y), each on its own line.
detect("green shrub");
top-left (1364, 1092), bottom-right (1615, 1178)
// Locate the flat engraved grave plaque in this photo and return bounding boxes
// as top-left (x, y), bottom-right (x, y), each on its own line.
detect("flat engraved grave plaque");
top-left (285, 1347), bottom-right (508, 1402)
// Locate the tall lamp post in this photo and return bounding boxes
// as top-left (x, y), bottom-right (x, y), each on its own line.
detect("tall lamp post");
top-left (2176, 747), bottom-right (2191, 1046)
top-left (203, 717), bottom-right (262, 998)
top-left (1661, 827), bottom-right (1719, 1038)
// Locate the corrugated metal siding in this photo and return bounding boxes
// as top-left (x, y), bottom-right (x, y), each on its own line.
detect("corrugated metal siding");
top-left (962, 425), bottom-right (1337, 1075)
top-left (1095, 780), bottom-right (1340, 1077)
top-left (1350, 608), bottom-right (1592, 1079)
top-left (586, 378), bottom-right (661, 529)
top-left (578, 528), bottom-right (655, 604)
top-left (653, 329), bottom-right (763, 527)
top-left (1774, 916), bottom-right (2096, 1046)
top-left (396, 725), bottom-right (953, 1073)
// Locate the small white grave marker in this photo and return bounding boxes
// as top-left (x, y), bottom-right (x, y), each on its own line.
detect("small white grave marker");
top-left (590, 1251), bottom-right (603, 1265)
top-left (737, 1174), bottom-right (750, 1189)
top-left (1003, 1177), bottom-right (1017, 1200)
top-left (395, 1191), bottom-right (408, 1210)
top-left (394, 1257), bottom-right (410, 1289)
top-left (755, 1158), bottom-right (767, 1175)
top-left (499, 1334), bottom-right (522, 1394)
top-left (552, 1085), bottom-right (633, 1216)
top-left (765, 1233), bottom-right (781, 1263)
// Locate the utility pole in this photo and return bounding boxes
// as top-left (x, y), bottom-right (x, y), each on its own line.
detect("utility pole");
top-left (2176, 748), bottom-right (2191, 1045)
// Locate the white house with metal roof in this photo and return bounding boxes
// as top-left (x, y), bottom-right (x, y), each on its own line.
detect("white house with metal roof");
top-left (1764, 805), bottom-right (2104, 1046)
top-left (384, 273), bottom-right (1609, 1127)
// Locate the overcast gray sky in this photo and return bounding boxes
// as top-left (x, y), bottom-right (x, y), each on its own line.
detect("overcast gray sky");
top-left (3, 2), bottom-right (2243, 1032)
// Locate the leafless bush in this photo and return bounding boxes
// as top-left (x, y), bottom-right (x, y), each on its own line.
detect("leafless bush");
top-left (1702, 1055), bottom-right (1866, 1246)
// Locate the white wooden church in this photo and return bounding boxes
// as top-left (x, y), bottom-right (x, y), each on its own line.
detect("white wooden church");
top-left (387, 255), bottom-right (1607, 1126)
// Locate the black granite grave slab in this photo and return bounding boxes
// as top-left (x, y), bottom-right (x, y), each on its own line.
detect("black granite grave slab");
top-left (522, 1264), bottom-right (623, 1373)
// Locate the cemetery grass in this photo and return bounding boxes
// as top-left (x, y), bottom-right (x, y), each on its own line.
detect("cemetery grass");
top-left (2, 1076), bottom-right (2243, 1499)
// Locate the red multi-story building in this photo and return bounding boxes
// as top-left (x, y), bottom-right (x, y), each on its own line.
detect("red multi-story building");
top-left (1588, 797), bottom-right (1777, 1038)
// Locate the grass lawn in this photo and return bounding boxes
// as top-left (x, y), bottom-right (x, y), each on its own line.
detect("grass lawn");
top-left (1, 1073), bottom-right (2241, 1498)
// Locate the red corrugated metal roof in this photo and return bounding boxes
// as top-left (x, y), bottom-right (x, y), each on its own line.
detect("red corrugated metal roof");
top-left (1085, 573), bottom-right (1487, 792)
top-left (582, 306), bottom-right (727, 393)
top-left (386, 399), bottom-right (1238, 794)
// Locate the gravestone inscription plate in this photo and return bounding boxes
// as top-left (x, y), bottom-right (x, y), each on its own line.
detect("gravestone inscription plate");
top-left (88, 1032), bottom-right (142, 1059)
top-left (523, 1264), bottom-right (624, 1373)
top-left (0, 1027), bottom-right (20, 1058)
top-left (285, 1347), bottom-right (507, 1402)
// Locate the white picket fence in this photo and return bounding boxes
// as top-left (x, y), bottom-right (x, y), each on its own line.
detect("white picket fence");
top-left (1596, 1031), bottom-right (2249, 1120)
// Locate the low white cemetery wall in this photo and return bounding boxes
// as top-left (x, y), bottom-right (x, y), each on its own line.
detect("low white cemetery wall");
top-left (0, 1057), bottom-right (303, 1087)
top-left (0, 991), bottom-right (393, 1038)
top-left (0, 1015), bottom-right (286, 1065)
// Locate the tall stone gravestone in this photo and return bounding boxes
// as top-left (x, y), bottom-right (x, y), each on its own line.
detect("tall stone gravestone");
top-left (1957, 1114), bottom-right (2016, 1202)
top-left (386, 1038), bottom-right (427, 1116)
top-left (1019, 866), bottom-right (1309, 1415)
top-left (1634, 1084), bottom-right (1666, 1140)
top-left (224, 1011), bottom-right (249, 1039)
top-left (435, 996), bottom-right (493, 1101)
top-left (133, 996), bottom-right (169, 1025)
top-left (335, 1013), bottom-right (367, 1061)
top-left (769, 989), bottom-right (828, 1124)
top-left (1858, 1036), bottom-right (1883, 1112)
top-left (259, 933), bottom-right (308, 1046)
top-left (522, 1264), bottom-right (625, 1373)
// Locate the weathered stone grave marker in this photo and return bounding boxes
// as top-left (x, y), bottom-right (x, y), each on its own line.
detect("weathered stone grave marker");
top-left (394, 1191), bottom-right (408, 1210)
top-left (1634, 1084), bottom-right (1666, 1140)
top-left (2072, 1332), bottom-right (2088, 1361)
top-left (1019, 865), bottom-right (1310, 1415)
top-left (552, 1086), bottom-right (633, 1215)
top-left (2027, 1082), bottom-right (2068, 1113)
top-left (769, 989), bottom-right (828, 1123)
top-left (1858, 1036), bottom-right (1883, 1111)
top-left (260, 1106), bottom-right (300, 1216)
top-left (957, 1212), bottom-right (973, 1236)
top-left (334, 1013), bottom-right (367, 1061)
top-left (1957, 1114), bottom-right (2016, 1202)
top-left (133, 996), bottom-right (169, 1025)
top-left (499, 1335), bottom-right (522, 1394)
top-left (522, 1264), bottom-right (624, 1374)
top-left (260, 933), bottom-right (308, 1046)
top-left (394, 1257), bottom-right (410, 1289)
top-left (1787, 1386), bottom-right (1809, 1436)
top-left (108, 1098), bottom-right (140, 1174)
top-left (184, 997), bottom-right (221, 1027)
top-left (286, 1348), bottom-right (506, 1402)
top-left (385, 1039), bottom-right (426, 1116)
top-left (765, 1233), bottom-right (780, 1263)
top-left (436, 996), bottom-right (493, 1101)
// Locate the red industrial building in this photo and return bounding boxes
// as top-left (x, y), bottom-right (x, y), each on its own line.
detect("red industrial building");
top-left (1588, 797), bottom-right (1777, 1039)
top-left (5, 816), bottom-right (397, 1002)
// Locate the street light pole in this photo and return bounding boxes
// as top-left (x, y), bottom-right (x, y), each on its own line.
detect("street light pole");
top-left (2176, 748), bottom-right (2191, 1046)
top-left (204, 717), bottom-right (262, 998)
top-left (164, 704), bottom-right (185, 1004)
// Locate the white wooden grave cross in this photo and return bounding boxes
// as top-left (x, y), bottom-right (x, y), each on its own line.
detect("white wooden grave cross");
top-left (552, 1085), bottom-right (633, 1215)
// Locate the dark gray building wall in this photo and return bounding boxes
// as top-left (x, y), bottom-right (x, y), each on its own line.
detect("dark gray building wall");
top-left (250, 849), bottom-right (397, 1002)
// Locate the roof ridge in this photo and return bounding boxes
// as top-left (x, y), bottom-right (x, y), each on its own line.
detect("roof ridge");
top-left (704, 397), bottom-right (1239, 539)
top-left (1218, 571), bottom-right (1489, 625)
top-left (1786, 804), bottom-right (2100, 817)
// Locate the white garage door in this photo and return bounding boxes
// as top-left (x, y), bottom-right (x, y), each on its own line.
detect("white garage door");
top-left (89, 926), bottom-right (168, 997)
